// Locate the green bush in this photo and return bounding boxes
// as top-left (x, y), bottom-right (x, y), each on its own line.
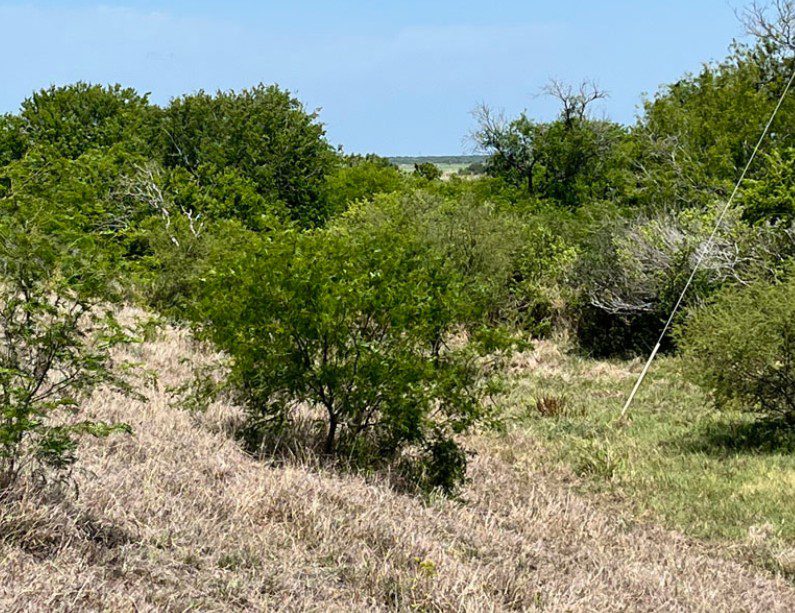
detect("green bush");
top-left (160, 84), bottom-right (337, 227)
top-left (473, 101), bottom-right (631, 207)
top-left (132, 214), bottom-right (214, 314)
top-left (505, 211), bottom-right (577, 335)
top-left (163, 164), bottom-right (289, 230)
top-left (191, 192), bottom-right (521, 492)
top-left (2, 144), bottom-right (154, 243)
top-left (0, 220), bottom-right (131, 494)
top-left (354, 191), bottom-right (522, 326)
top-left (16, 83), bottom-right (157, 159)
top-left (413, 162), bottom-right (443, 181)
top-left (741, 148), bottom-right (795, 224)
top-left (0, 114), bottom-right (25, 167)
top-left (325, 159), bottom-right (404, 215)
top-left (678, 270), bottom-right (795, 425)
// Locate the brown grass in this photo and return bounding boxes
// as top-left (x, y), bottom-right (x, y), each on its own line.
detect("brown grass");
top-left (533, 395), bottom-right (569, 418)
top-left (2, 314), bottom-right (794, 611)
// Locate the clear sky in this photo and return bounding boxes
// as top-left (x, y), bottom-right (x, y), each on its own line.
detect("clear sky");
top-left (1, 1), bottom-right (748, 156)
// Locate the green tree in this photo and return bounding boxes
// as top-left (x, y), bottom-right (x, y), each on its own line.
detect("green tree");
top-left (191, 192), bottom-right (520, 491)
top-left (633, 39), bottom-right (795, 210)
top-left (473, 81), bottom-right (629, 207)
top-left (741, 147), bottom-right (795, 223)
top-left (325, 158), bottom-right (404, 215)
top-left (0, 143), bottom-right (157, 264)
top-left (534, 117), bottom-right (629, 208)
top-left (160, 85), bottom-right (337, 227)
top-left (0, 218), bottom-right (131, 493)
top-left (15, 83), bottom-right (157, 159)
top-left (472, 105), bottom-right (541, 192)
top-left (0, 114), bottom-right (25, 167)
top-left (679, 269), bottom-right (795, 425)
top-left (413, 162), bottom-right (443, 181)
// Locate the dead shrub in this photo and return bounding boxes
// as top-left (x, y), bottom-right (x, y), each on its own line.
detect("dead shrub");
top-left (534, 394), bottom-right (569, 417)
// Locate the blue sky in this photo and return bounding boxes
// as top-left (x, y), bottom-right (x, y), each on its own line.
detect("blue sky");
top-left (1, 1), bottom-right (747, 155)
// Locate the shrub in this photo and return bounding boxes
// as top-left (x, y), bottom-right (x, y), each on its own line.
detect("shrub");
top-left (458, 161), bottom-right (486, 176)
top-left (741, 148), bottom-right (795, 224)
top-left (0, 221), bottom-right (131, 494)
top-left (160, 85), bottom-right (337, 227)
top-left (132, 214), bottom-right (213, 314)
top-left (325, 160), bottom-right (404, 215)
top-left (571, 206), bottom-right (791, 356)
top-left (192, 193), bottom-right (521, 492)
top-left (678, 269), bottom-right (795, 425)
top-left (365, 191), bottom-right (522, 325)
top-left (472, 100), bottom-right (630, 207)
top-left (17, 83), bottom-right (157, 159)
top-left (413, 162), bottom-right (443, 181)
top-left (161, 164), bottom-right (288, 230)
top-left (504, 210), bottom-right (577, 335)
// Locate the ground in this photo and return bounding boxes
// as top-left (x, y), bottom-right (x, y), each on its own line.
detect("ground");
top-left (504, 341), bottom-right (795, 577)
top-left (1, 316), bottom-right (793, 611)
top-left (389, 155), bottom-right (485, 178)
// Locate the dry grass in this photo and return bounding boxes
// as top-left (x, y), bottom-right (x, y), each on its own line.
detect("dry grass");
top-left (533, 395), bottom-right (569, 418)
top-left (2, 315), bottom-right (794, 611)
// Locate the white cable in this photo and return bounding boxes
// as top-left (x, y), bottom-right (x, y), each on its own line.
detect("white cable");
top-left (619, 65), bottom-right (795, 419)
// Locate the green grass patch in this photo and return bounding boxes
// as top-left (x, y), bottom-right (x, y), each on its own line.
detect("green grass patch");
top-left (395, 162), bottom-right (472, 175)
top-left (504, 345), bottom-right (795, 575)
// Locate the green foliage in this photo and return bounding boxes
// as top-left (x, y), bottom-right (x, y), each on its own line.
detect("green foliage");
top-left (133, 214), bottom-right (213, 313)
top-left (533, 119), bottom-right (630, 208)
top-left (413, 162), bottom-right (443, 181)
top-left (160, 84), bottom-right (337, 227)
top-left (0, 114), bottom-right (25, 167)
top-left (569, 203), bottom-right (793, 356)
top-left (400, 436), bottom-right (469, 494)
top-left (191, 192), bottom-right (520, 492)
top-left (571, 207), bottom-right (724, 356)
top-left (473, 100), bottom-right (630, 207)
top-left (473, 110), bottom-right (540, 192)
top-left (17, 83), bottom-right (157, 159)
top-left (741, 148), bottom-right (795, 224)
top-left (679, 270), bottom-right (795, 424)
top-left (503, 206), bottom-right (577, 336)
top-left (1, 144), bottom-right (152, 243)
top-left (349, 191), bottom-right (522, 325)
top-left (0, 220), bottom-right (131, 493)
top-left (458, 161), bottom-right (486, 176)
top-left (342, 153), bottom-right (397, 168)
top-left (162, 164), bottom-right (288, 229)
top-left (635, 45), bottom-right (795, 210)
top-left (2, 82), bottom-right (340, 237)
top-left (325, 159), bottom-right (405, 215)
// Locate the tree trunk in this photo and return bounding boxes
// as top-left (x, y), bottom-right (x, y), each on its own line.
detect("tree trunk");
top-left (324, 412), bottom-right (337, 455)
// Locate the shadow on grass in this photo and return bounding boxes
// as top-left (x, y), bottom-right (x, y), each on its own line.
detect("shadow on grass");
top-left (233, 413), bottom-right (463, 498)
top-left (0, 485), bottom-right (134, 560)
top-left (675, 418), bottom-right (794, 456)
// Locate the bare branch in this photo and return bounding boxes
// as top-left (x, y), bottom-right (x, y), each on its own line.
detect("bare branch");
top-left (115, 162), bottom-right (204, 244)
top-left (741, 0), bottom-right (795, 51)
top-left (542, 78), bottom-right (609, 125)
top-left (469, 103), bottom-right (508, 153)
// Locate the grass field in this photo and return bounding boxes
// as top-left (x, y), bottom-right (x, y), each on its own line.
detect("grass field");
top-left (2, 315), bottom-right (794, 610)
top-left (502, 340), bottom-right (795, 577)
top-left (389, 155), bottom-right (485, 177)
top-left (395, 162), bottom-right (471, 175)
